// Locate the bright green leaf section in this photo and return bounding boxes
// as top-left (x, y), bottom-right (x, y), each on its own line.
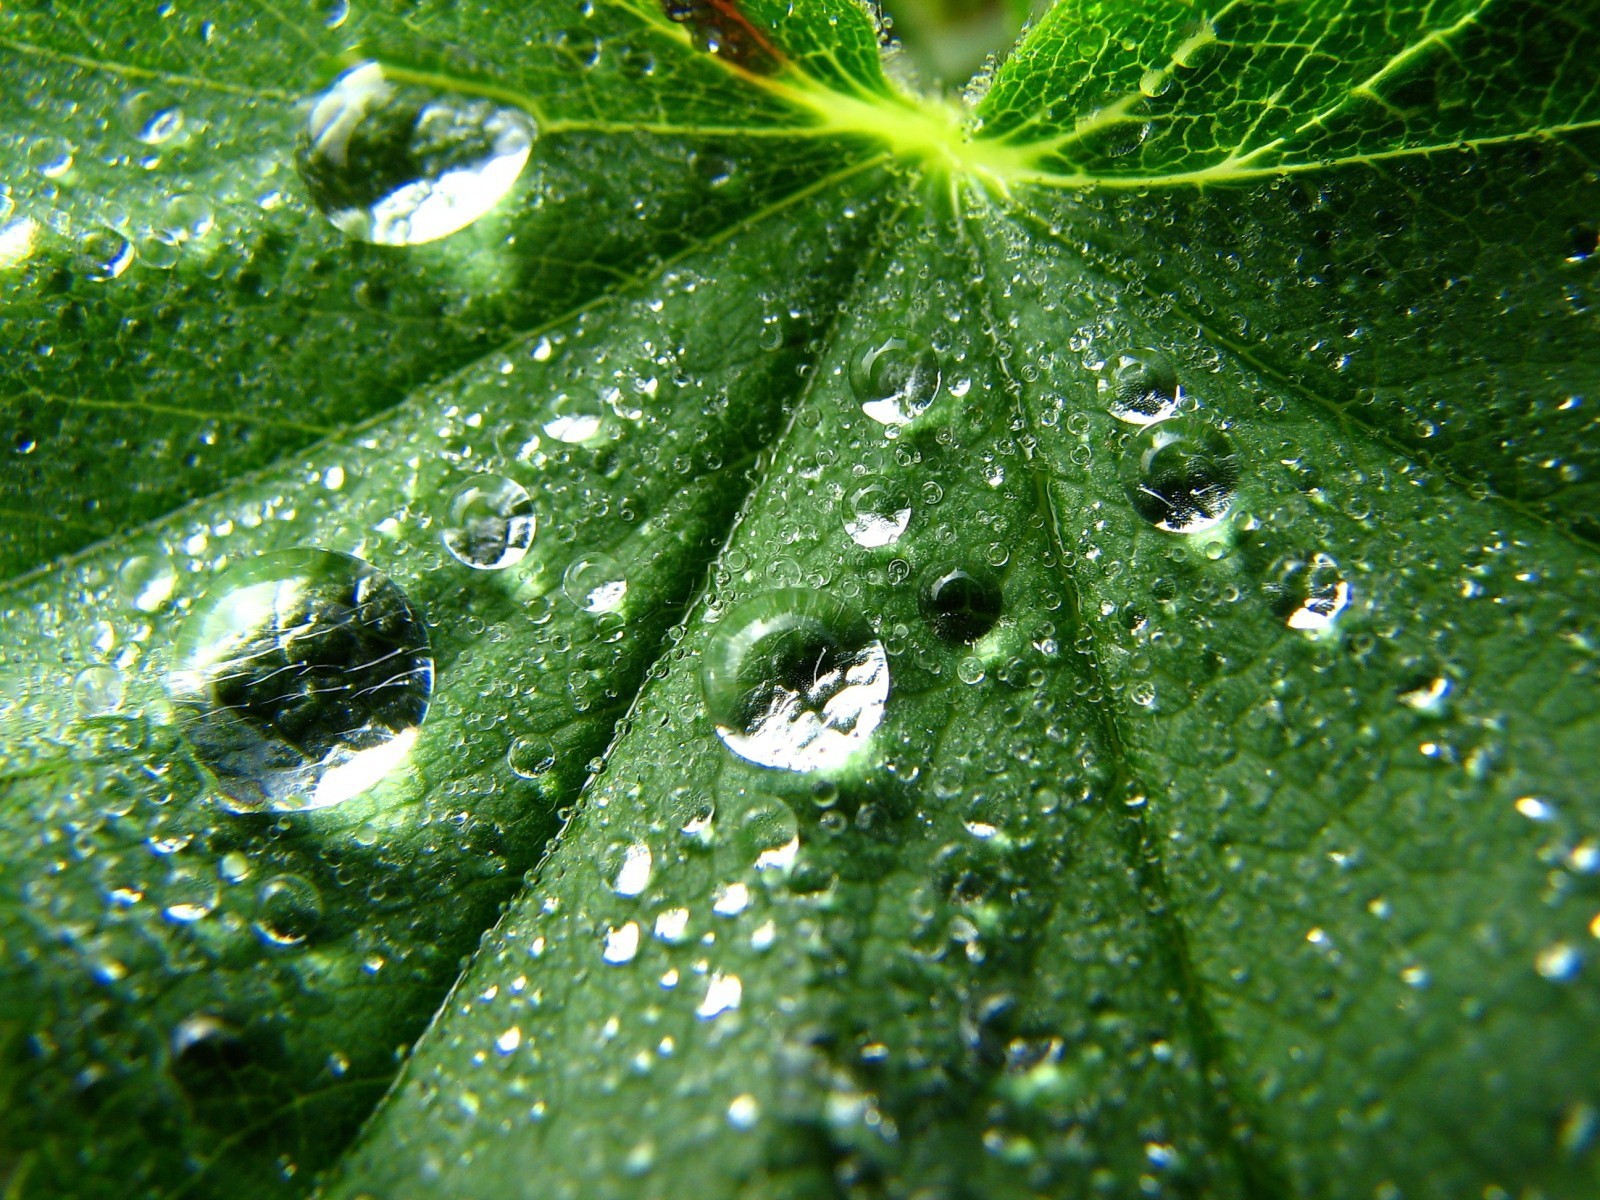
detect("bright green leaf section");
top-left (2, 0), bottom-right (1599, 1198)
top-left (977, 0), bottom-right (1600, 184)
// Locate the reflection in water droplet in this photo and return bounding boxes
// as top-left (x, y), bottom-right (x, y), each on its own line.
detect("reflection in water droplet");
top-left (1101, 346), bottom-right (1179, 425)
top-left (120, 90), bottom-right (185, 145)
top-left (1285, 552), bottom-right (1351, 633)
top-left (1121, 421), bottom-right (1239, 533)
top-left (850, 331), bottom-right (942, 427)
top-left (543, 394), bottom-right (605, 444)
top-left (168, 549), bottom-right (432, 812)
top-left (919, 562), bottom-right (1002, 643)
top-left (74, 665), bottom-right (126, 716)
top-left (843, 481), bottom-right (911, 548)
top-left (612, 842), bottom-right (653, 897)
top-left (441, 473), bottom-right (536, 570)
top-left (297, 62), bottom-right (535, 246)
top-left (563, 554), bottom-right (628, 613)
top-left (79, 228), bottom-right (135, 282)
top-left (507, 734), bottom-right (556, 780)
top-left (701, 590), bottom-right (889, 772)
top-left (254, 873), bottom-right (323, 946)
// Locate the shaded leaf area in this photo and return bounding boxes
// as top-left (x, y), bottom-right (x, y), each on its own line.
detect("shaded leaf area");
top-left (329, 185), bottom-right (1262, 1200)
top-left (978, 0), bottom-right (1600, 179)
top-left (1030, 132), bottom-right (1600, 545)
top-left (975, 149), bottom-right (1600, 1194)
top-left (0, 169), bottom-right (887, 1200)
top-left (0, 0), bottom-right (873, 577)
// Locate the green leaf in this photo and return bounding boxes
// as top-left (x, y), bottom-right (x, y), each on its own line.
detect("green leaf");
top-left (1, 1), bottom-right (1596, 1198)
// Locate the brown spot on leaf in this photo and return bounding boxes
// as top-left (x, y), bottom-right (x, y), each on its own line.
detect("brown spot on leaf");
top-left (664, 0), bottom-right (784, 74)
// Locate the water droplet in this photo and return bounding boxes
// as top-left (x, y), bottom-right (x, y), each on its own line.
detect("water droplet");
top-left (850, 331), bottom-right (942, 428)
top-left (696, 970), bottom-right (742, 1018)
top-left (120, 555), bottom-right (178, 612)
top-left (441, 473), bottom-right (535, 570)
top-left (563, 554), bottom-right (628, 613)
top-left (507, 734), bottom-right (556, 780)
top-left (919, 562), bottom-right (1002, 643)
top-left (603, 921), bottom-right (641, 964)
top-left (253, 874), bottom-right (323, 946)
top-left (1121, 421), bottom-right (1240, 533)
top-left (1100, 346), bottom-right (1179, 425)
top-left (168, 550), bottom-right (432, 812)
top-left (74, 665), bottom-right (125, 715)
top-left (1284, 552), bottom-right (1351, 633)
top-left (611, 841), bottom-right (653, 896)
top-left (701, 590), bottom-right (889, 772)
top-left (79, 228), bottom-right (134, 282)
top-left (543, 393), bottom-right (606, 444)
top-left (297, 62), bottom-right (535, 246)
top-left (843, 480), bottom-right (911, 548)
top-left (120, 90), bottom-right (185, 145)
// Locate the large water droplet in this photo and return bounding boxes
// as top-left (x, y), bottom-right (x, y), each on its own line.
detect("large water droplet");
top-left (850, 331), bottom-right (942, 428)
top-left (254, 874), bottom-right (323, 946)
top-left (120, 90), bottom-right (185, 146)
top-left (843, 480), bottom-right (911, 548)
top-left (919, 562), bottom-right (1002, 643)
top-left (79, 228), bottom-right (134, 282)
top-left (1100, 346), bottom-right (1179, 425)
top-left (1284, 552), bottom-right (1351, 633)
top-left (297, 62), bottom-right (535, 246)
top-left (441, 473), bottom-right (535, 570)
top-left (701, 590), bottom-right (889, 772)
top-left (1121, 421), bottom-right (1240, 533)
top-left (168, 550), bottom-right (432, 812)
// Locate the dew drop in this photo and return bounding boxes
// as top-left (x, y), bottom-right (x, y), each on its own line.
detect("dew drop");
top-left (1121, 420), bottom-right (1240, 533)
top-left (843, 480), bottom-right (911, 548)
top-left (919, 562), bottom-right (1002, 644)
top-left (1100, 346), bottom-right (1180, 425)
top-left (79, 228), bottom-right (134, 282)
top-left (253, 874), bottom-right (323, 946)
top-left (168, 550), bottom-right (432, 812)
top-left (507, 734), bottom-right (556, 780)
top-left (850, 331), bottom-right (942, 428)
top-left (701, 590), bottom-right (889, 772)
top-left (441, 473), bottom-right (536, 570)
top-left (1284, 552), bottom-right (1351, 633)
top-left (74, 665), bottom-right (125, 716)
top-left (297, 62), bottom-right (535, 246)
top-left (119, 90), bottom-right (185, 146)
top-left (563, 554), bottom-right (628, 613)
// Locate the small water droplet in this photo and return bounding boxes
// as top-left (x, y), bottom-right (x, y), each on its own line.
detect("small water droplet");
top-left (1284, 552), bottom-right (1351, 633)
top-left (919, 562), bottom-right (1002, 643)
top-left (1121, 420), bottom-right (1239, 533)
top-left (1100, 346), bottom-right (1179, 425)
top-left (297, 62), bottom-right (535, 246)
top-left (563, 554), bottom-right (628, 613)
top-left (850, 331), bottom-right (942, 428)
top-left (507, 735), bottom-right (556, 780)
top-left (701, 590), bottom-right (889, 772)
top-left (79, 228), bottom-right (135, 282)
top-left (120, 90), bottom-right (185, 145)
top-left (168, 550), bottom-right (432, 812)
top-left (843, 481), bottom-right (911, 548)
top-left (441, 473), bottom-right (536, 570)
top-left (603, 921), bottom-right (641, 964)
top-left (612, 842), bottom-right (653, 897)
top-left (74, 665), bottom-right (125, 715)
top-left (254, 874), bottom-right (323, 946)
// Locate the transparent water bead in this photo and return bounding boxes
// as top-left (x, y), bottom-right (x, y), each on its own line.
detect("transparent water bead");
top-left (563, 554), bottom-right (628, 614)
top-left (441, 473), bottom-right (536, 570)
top-left (1121, 420), bottom-right (1240, 534)
top-left (919, 562), bottom-right (1002, 643)
top-left (843, 481), bottom-right (911, 548)
top-left (1100, 346), bottom-right (1180, 425)
top-left (701, 590), bottom-right (889, 773)
top-left (850, 331), bottom-right (942, 427)
top-left (168, 550), bottom-right (432, 812)
top-left (296, 61), bottom-right (535, 246)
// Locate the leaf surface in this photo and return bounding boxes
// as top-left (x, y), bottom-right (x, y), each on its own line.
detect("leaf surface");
top-left (1, 1), bottom-right (1597, 1198)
